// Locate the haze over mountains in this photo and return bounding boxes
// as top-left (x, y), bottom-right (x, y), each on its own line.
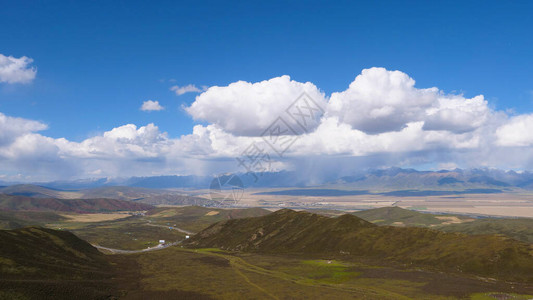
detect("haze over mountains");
top-left (3, 168), bottom-right (533, 191)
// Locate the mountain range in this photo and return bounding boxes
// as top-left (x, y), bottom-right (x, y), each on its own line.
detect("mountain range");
top-left (3, 168), bottom-right (533, 191)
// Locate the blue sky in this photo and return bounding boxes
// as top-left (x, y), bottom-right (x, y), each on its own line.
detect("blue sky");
top-left (1, 1), bottom-right (533, 181)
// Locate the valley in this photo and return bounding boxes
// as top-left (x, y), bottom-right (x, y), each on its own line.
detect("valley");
top-left (1, 184), bottom-right (533, 299)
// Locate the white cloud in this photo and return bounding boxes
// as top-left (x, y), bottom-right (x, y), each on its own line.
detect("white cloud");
top-left (0, 54), bottom-right (37, 84)
top-left (0, 113), bottom-right (47, 147)
top-left (327, 68), bottom-right (436, 134)
top-left (4, 67), bottom-right (533, 180)
top-left (327, 67), bottom-right (490, 134)
top-left (186, 76), bottom-right (327, 136)
top-left (423, 94), bottom-right (490, 133)
top-left (170, 84), bottom-right (203, 96)
top-left (140, 100), bottom-right (164, 111)
top-left (60, 123), bottom-right (171, 159)
top-left (495, 114), bottom-right (533, 146)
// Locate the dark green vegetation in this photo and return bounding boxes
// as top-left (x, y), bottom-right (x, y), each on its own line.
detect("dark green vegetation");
top-left (2, 208), bottom-right (533, 299)
top-left (0, 227), bottom-right (117, 300)
top-left (113, 246), bottom-right (533, 299)
top-left (0, 210), bottom-right (67, 229)
top-left (437, 218), bottom-right (533, 244)
top-left (349, 206), bottom-right (533, 245)
top-left (0, 194), bottom-right (153, 213)
top-left (186, 209), bottom-right (533, 282)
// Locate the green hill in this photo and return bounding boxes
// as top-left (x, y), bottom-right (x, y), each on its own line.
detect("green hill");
top-left (186, 209), bottom-right (533, 282)
top-left (0, 227), bottom-right (117, 299)
top-left (437, 218), bottom-right (533, 244)
top-left (0, 184), bottom-right (69, 198)
top-left (0, 194), bottom-right (153, 213)
top-left (352, 206), bottom-right (472, 227)
top-left (0, 210), bottom-right (67, 229)
top-left (352, 207), bottom-right (533, 245)
top-left (146, 206), bottom-right (272, 232)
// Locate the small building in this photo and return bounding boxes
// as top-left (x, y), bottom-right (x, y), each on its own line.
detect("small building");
top-left (159, 240), bottom-right (165, 244)
top-left (185, 235), bottom-right (190, 239)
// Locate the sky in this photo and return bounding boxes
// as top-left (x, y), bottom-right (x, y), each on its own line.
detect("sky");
top-left (1, 0), bottom-right (533, 182)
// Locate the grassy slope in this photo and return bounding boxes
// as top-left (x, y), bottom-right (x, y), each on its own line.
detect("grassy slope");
top-left (0, 194), bottom-right (153, 213)
top-left (353, 207), bottom-right (533, 245)
top-left (0, 227), bottom-right (117, 299)
top-left (186, 209), bottom-right (533, 282)
top-left (437, 218), bottom-right (533, 244)
top-left (0, 210), bottom-right (67, 229)
top-left (146, 206), bottom-right (272, 233)
top-left (352, 206), bottom-right (468, 226)
top-left (117, 247), bottom-right (533, 299)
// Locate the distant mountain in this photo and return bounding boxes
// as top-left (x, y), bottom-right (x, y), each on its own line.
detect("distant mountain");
top-left (0, 184), bottom-right (209, 206)
top-left (6, 167), bottom-right (533, 191)
top-left (0, 194), bottom-right (153, 213)
top-left (335, 168), bottom-right (527, 190)
top-left (185, 209), bottom-right (533, 282)
top-left (0, 184), bottom-right (79, 198)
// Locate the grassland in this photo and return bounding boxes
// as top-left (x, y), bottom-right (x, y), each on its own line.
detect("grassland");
top-left (59, 212), bottom-right (135, 223)
top-left (186, 209), bottom-right (533, 283)
top-left (0, 210), bottom-right (67, 229)
top-left (352, 206), bottom-right (475, 227)
top-left (0, 227), bottom-right (117, 300)
top-left (111, 247), bottom-right (533, 299)
top-left (2, 206), bottom-right (533, 299)
top-left (436, 218), bottom-right (533, 244)
top-left (349, 207), bottom-right (533, 245)
top-left (145, 206), bottom-right (271, 233)
top-left (60, 216), bottom-right (186, 250)
top-left (43, 206), bottom-right (271, 251)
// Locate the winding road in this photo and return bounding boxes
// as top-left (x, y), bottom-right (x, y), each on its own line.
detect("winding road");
top-left (93, 240), bottom-right (183, 254)
top-left (93, 222), bottom-right (194, 254)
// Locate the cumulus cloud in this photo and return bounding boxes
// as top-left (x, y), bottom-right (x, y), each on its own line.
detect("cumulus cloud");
top-left (60, 123), bottom-right (171, 159)
top-left (495, 114), bottom-right (533, 146)
top-left (170, 84), bottom-right (204, 96)
top-left (0, 113), bottom-right (48, 147)
top-left (3, 67), bottom-right (533, 181)
top-left (327, 68), bottom-right (491, 135)
top-left (186, 76), bottom-right (327, 136)
top-left (327, 68), bottom-right (436, 134)
top-left (0, 54), bottom-right (37, 84)
top-left (140, 100), bottom-right (164, 111)
top-left (423, 95), bottom-right (490, 133)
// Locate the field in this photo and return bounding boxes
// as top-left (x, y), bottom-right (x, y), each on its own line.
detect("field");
top-left (59, 212), bottom-right (135, 223)
top-left (235, 188), bottom-right (533, 218)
